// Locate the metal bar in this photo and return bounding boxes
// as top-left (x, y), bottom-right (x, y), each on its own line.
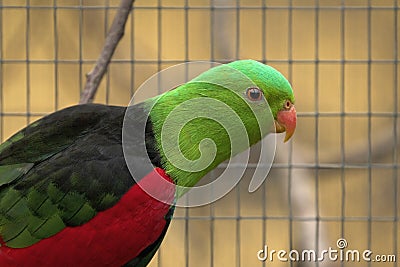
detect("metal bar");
top-left (0, 0), bottom-right (3, 142)
top-left (210, 3), bottom-right (216, 266)
top-left (1, 111), bottom-right (398, 117)
top-left (340, 3), bottom-right (346, 267)
top-left (367, 2), bottom-right (372, 266)
top-left (235, 1), bottom-right (240, 267)
top-left (79, 0), bottom-right (83, 98)
top-left (314, 2), bottom-right (320, 265)
top-left (171, 216), bottom-right (398, 222)
top-left (105, 0), bottom-right (110, 104)
top-left (261, 1), bottom-right (266, 267)
top-left (53, 0), bottom-right (58, 110)
top-left (392, 1), bottom-right (398, 267)
top-left (26, 0), bottom-right (31, 124)
top-left (184, 1), bottom-right (190, 266)
top-left (287, 1), bottom-right (294, 267)
top-left (1, 5), bottom-right (399, 11)
top-left (156, 2), bottom-right (165, 267)
top-left (2, 58), bottom-right (400, 64)
top-left (129, 0), bottom-right (134, 98)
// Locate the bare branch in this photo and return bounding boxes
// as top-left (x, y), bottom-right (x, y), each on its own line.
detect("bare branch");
top-left (79, 0), bottom-right (135, 104)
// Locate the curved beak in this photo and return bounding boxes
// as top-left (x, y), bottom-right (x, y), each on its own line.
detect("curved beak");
top-left (275, 105), bottom-right (297, 142)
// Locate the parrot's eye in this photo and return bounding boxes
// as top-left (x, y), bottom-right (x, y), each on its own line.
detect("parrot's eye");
top-left (246, 87), bottom-right (263, 101)
top-left (284, 100), bottom-right (292, 110)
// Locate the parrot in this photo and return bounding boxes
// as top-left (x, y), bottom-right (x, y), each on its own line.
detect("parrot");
top-left (0, 59), bottom-right (296, 266)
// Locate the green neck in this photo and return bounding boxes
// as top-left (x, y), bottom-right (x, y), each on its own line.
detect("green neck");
top-left (146, 82), bottom-right (271, 190)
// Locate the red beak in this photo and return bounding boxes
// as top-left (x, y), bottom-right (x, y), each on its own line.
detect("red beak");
top-left (275, 105), bottom-right (297, 142)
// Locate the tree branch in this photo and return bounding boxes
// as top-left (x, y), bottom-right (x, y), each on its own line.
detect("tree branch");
top-left (79, 0), bottom-right (135, 104)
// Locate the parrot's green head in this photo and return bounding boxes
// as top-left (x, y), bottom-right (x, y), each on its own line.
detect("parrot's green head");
top-left (147, 59), bottom-right (296, 189)
top-left (226, 60), bottom-right (296, 142)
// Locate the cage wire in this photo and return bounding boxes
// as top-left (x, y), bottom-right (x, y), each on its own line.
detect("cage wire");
top-left (0, 0), bottom-right (399, 266)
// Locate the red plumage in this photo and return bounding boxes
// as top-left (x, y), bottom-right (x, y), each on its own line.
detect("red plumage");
top-left (0, 168), bottom-right (175, 267)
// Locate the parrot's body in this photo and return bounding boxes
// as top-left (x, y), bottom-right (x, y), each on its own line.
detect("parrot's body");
top-left (0, 60), bottom-right (296, 266)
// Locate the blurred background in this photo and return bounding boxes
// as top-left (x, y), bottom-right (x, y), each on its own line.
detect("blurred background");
top-left (0, 0), bottom-right (399, 266)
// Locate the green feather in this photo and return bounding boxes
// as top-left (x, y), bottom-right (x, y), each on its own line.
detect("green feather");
top-left (58, 191), bottom-right (96, 225)
top-left (0, 132), bottom-right (25, 154)
top-left (97, 193), bottom-right (118, 210)
top-left (4, 227), bottom-right (40, 248)
top-left (0, 163), bottom-right (34, 186)
top-left (0, 188), bottom-right (23, 214)
top-left (35, 198), bottom-right (59, 218)
top-left (4, 194), bottom-right (30, 219)
top-left (26, 188), bottom-right (48, 214)
top-left (47, 182), bottom-right (65, 203)
top-left (31, 214), bottom-right (65, 239)
top-left (66, 202), bottom-right (96, 225)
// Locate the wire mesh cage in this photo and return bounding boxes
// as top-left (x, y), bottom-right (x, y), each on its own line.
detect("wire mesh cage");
top-left (0, 0), bottom-right (399, 266)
